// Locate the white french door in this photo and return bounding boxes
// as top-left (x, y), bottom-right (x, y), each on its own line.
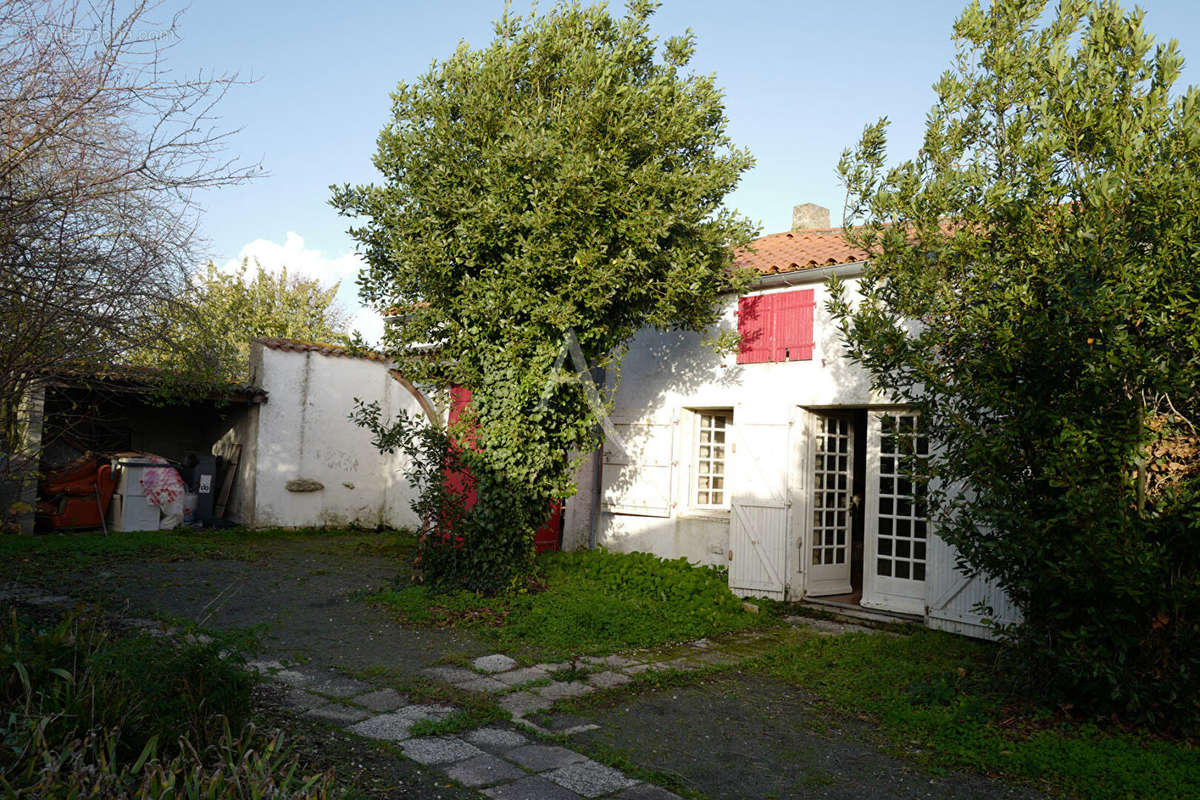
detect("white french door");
top-left (807, 414), bottom-right (854, 596)
top-left (862, 411), bottom-right (929, 615)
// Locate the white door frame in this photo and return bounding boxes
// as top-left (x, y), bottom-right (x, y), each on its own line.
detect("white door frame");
top-left (861, 409), bottom-right (928, 616)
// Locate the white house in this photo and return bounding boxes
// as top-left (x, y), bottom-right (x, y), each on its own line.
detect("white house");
top-left (563, 205), bottom-right (1019, 638)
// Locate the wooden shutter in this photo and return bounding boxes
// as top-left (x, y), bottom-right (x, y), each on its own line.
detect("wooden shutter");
top-left (776, 289), bottom-right (816, 362)
top-left (600, 419), bottom-right (674, 517)
top-left (737, 295), bottom-right (773, 364)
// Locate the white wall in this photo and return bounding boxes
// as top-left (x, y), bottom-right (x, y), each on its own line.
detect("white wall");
top-left (596, 272), bottom-right (885, 565)
top-left (248, 343), bottom-right (425, 530)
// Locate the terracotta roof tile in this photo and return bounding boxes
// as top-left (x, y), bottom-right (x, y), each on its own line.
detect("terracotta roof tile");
top-left (255, 337), bottom-right (391, 363)
top-left (733, 228), bottom-right (870, 275)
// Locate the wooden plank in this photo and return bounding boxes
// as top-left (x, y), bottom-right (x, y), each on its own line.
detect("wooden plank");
top-left (214, 444), bottom-right (241, 519)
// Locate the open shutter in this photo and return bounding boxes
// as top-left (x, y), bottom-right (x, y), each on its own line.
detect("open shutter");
top-left (776, 289), bottom-right (816, 361)
top-left (728, 409), bottom-right (791, 599)
top-left (600, 418), bottom-right (674, 517)
top-left (736, 295), bottom-right (774, 364)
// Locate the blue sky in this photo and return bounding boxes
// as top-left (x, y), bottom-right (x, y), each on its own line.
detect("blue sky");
top-left (160, 0), bottom-right (1200, 340)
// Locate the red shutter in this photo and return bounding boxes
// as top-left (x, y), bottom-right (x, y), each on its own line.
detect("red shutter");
top-left (777, 289), bottom-right (816, 361)
top-left (737, 294), bottom-right (773, 364)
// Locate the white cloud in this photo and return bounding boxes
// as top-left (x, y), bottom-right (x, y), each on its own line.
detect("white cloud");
top-left (220, 232), bottom-right (383, 347)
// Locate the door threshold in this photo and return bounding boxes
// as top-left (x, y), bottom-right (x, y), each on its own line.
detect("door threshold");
top-left (799, 597), bottom-right (922, 625)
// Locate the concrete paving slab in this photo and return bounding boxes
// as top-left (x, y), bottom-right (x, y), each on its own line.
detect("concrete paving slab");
top-left (499, 691), bottom-right (554, 716)
top-left (493, 666), bottom-right (549, 686)
top-left (587, 671), bottom-right (632, 689)
top-left (474, 654), bottom-right (519, 673)
top-left (601, 655), bottom-right (642, 668)
top-left (279, 688), bottom-right (326, 710)
top-left (458, 676), bottom-right (509, 693)
top-left (544, 760), bottom-right (639, 798)
top-left (308, 674), bottom-right (371, 698)
top-left (355, 688), bottom-right (405, 712)
top-left (538, 681), bottom-right (595, 701)
top-left (399, 736), bottom-right (486, 766)
top-left (303, 703), bottom-right (371, 724)
top-left (271, 669), bottom-right (313, 687)
top-left (422, 665), bottom-right (480, 684)
top-left (504, 744), bottom-right (588, 773)
top-left (445, 753), bottom-right (528, 788)
top-left (532, 662), bottom-right (570, 672)
top-left (611, 784), bottom-right (684, 800)
top-left (483, 775), bottom-right (583, 800)
top-left (621, 663), bottom-right (652, 675)
top-left (348, 712), bottom-right (419, 742)
top-left (464, 726), bottom-right (529, 752)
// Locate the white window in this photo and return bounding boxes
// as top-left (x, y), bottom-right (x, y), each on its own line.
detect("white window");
top-left (693, 410), bottom-right (732, 508)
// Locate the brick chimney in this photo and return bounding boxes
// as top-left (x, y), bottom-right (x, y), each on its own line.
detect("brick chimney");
top-left (791, 203), bottom-right (831, 231)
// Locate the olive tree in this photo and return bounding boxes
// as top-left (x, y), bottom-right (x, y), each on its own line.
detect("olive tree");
top-left (831, 0), bottom-right (1200, 727)
top-left (333, 0), bottom-right (755, 591)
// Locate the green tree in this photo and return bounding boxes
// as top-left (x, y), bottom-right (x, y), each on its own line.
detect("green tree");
top-left (138, 260), bottom-right (350, 382)
top-left (333, 0), bottom-right (756, 592)
top-left (831, 0), bottom-right (1200, 728)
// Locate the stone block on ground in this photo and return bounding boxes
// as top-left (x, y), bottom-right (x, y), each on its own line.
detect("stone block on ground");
top-left (587, 670), bottom-right (632, 689)
top-left (458, 676), bottom-right (509, 693)
top-left (473, 654), bottom-right (519, 673)
top-left (303, 704), bottom-right (370, 725)
top-left (602, 654), bottom-right (641, 668)
top-left (612, 784), bottom-right (685, 800)
top-left (271, 669), bottom-right (313, 687)
top-left (465, 726), bottom-right (529, 752)
top-left (504, 744), bottom-right (588, 773)
top-left (445, 753), bottom-right (528, 788)
top-left (538, 681), bottom-right (595, 701)
top-left (483, 775), bottom-right (584, 800)
top-left (545, 760), bottom-right (639, 798)
top-left (422, 665), bottom-right (480, 684)
top-left (309, 674), bottom-right (371, 698)
top-left (499, 691), bottom-right (554, 716)
top-left (493, 666), bottom-right (549, 686)
top-left (347, 704), bottom-right (455, 742)
top-left (279, 688), bottom-right (326, 710)
top-left (399, 736), bottom-right (486, 766)
top-left (355, 688), bottom-right (405, 712)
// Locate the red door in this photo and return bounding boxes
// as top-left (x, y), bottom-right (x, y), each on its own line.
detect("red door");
top-left (446, 386), bottom-right (560, 552)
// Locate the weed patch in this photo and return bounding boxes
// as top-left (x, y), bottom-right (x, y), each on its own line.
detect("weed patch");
top-left (372, 549), bottom-right (776, 659)
top-left (753, 629), bottom-right (1200, 799)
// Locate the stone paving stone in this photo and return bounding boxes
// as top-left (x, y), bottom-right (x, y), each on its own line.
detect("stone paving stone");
top-left (532, 662), bottom-right (570, 672)
top-left (578, 655), bottom-right (608, 666)
top-left (445, 753), bottom-right (528, 788)
top-left (399, 736), bottom-right (486, 765)
top-left (493, 666), bottom-right (549, 686)
top-left (458, 676), bottom-right (509, 693)
top-left (537, 681), bottom-right (595, 701)
top-left (347, 704), bottom-right (456, 742)
top-left (246, 658), bottom-right (285, 674)
top-left (473, 654), bottom-right (519, 673)
top-left (587, 670), bottom-right (632, 689)
top-left (503, 744), bottom-right (588, 773)
top-left (601, 655), bottom-right (641, 668)
top-left (355, 688), bottom-right (405, 712)
top-left (308, 674), bottom-right (371, 698)
top-left (499, 691), bottom-right (554, 716)
top-left (688, 638), bottom-right (712, 649)
top-left (544, 760), bottom-right (639, 798)
top-left (621, 663), bottom-right (652, 675)
top-left (303, 704), bottom-right (370, 724)
top-left (464, 727), bottom-right (529, 752)
top-left (272, 669), bottom-right (314, 687)
top-left (279, 688), bottom-right (326, 710)
top-left (483, 775), bottom-right (583, 800)
top-left (422, 665), bottom-right (480, 684)
top-left (611, 784), bottom-right (684, 800)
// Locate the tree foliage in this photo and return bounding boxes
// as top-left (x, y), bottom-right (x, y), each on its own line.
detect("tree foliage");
top-left (831, 0), bottom-right (1200, 729)
top-left (136, 261), bottom-right (350, 383)
top-left (0, 0), bottom-right (253, 525)
top-left (333, 0), bottom-right (755, 590)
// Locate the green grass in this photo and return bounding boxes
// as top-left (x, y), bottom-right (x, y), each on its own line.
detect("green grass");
top-left (0, 526), bottom-right (414, 583)
top-left (372, 549), bottom-right (778, 660)
top-left (753, 629), bottom-right (1200, 799)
